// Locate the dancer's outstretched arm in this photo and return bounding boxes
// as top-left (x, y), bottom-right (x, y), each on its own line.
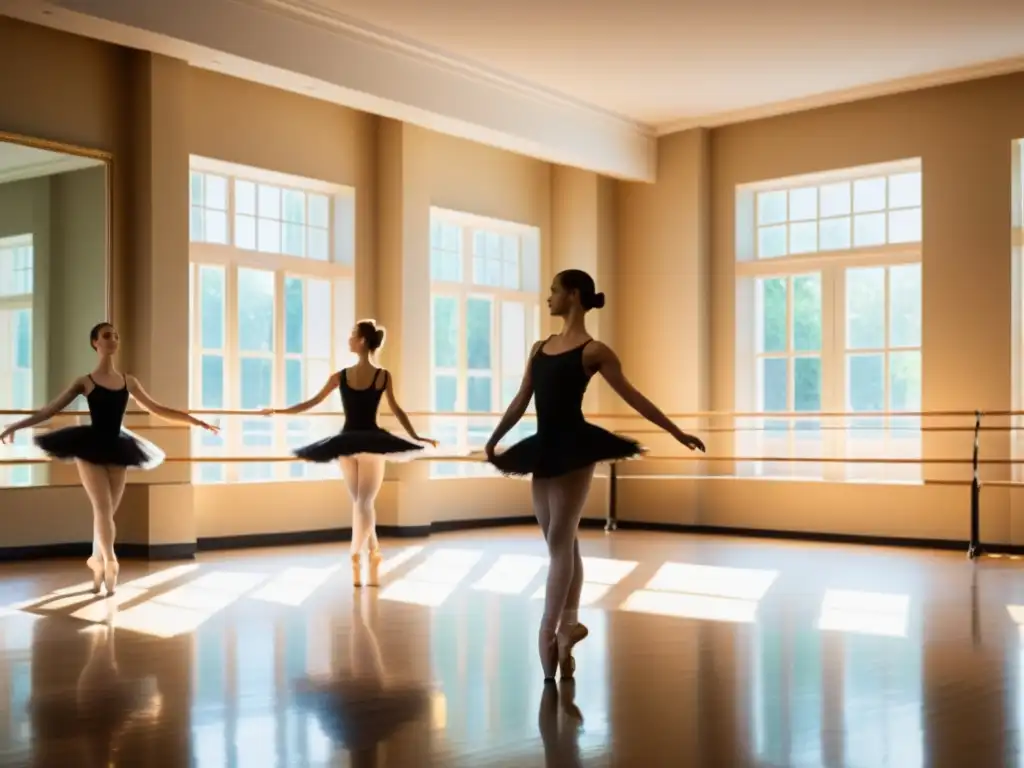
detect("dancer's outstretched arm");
top-left (485, 340), bottom-right (544, 458)
top-left (261, 373), bottom-right (341, 416)
top-left (383, 374), bottom-right (437, 445)
top-left (127, 376), bottom-right (219, 433)
top-left (0, 377), bottom-right (87, 442)
top-left (586, 343), bottom-right (705, 452)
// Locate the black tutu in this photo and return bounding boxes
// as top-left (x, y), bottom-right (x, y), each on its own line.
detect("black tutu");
top-left (294, 428), bottom-right (425, 463)
top-left (34, 426), bottom-right (165, 469)
top-left (490, 422), bottom-right (644, 478)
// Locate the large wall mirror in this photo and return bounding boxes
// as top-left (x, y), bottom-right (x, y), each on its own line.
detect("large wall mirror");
top-left (0, 132), bottom-right (110, 488)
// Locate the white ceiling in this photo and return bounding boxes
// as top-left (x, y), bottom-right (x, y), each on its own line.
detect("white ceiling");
top-left (301, 0), bottom-right (1024, 126)
top-left (0, 140), bottom-right (103, 184)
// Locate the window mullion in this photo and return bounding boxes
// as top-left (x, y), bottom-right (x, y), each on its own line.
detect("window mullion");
top-left (225, 264), bottom-right (240, 483)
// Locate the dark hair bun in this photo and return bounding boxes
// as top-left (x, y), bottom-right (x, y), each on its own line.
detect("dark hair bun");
top-left (373, 328), bottom-right (386, 349)
top-left (591, 292), bottom-right (606, 310)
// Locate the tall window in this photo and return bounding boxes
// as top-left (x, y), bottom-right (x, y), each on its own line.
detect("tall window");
top-left (1013, 140), bottom-right (1024, 482)
top-left (0, 235), bottom-right (33, 486)
top-left (188, 158), bottom-right (355, 484)
top-left (429, 208), bottom-right (542, 478)
top-left (736, 161), bottom-right (923, 482)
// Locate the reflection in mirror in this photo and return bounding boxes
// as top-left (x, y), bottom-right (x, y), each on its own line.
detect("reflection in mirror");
top-left (0, 136), bottom-right (108, 487)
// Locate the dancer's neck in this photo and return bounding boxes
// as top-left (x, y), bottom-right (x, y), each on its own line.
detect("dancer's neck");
top-left (559, 310), bottom-right (588, 338)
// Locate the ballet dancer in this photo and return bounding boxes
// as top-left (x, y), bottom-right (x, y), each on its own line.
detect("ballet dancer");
top-left (261, 319), bottom-right (436, 588)
top-left (0, 322), bottom-right (217, 595)
top-left (485, 269), bottom-right (705, 681)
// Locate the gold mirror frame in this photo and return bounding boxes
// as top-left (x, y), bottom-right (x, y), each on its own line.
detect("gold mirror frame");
top-left (0, 130), bottom-right (113, 322)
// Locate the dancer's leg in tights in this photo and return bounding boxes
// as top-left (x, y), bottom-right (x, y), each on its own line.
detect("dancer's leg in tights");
top-left (353, 455), bottom-right (384, 555)
top-left (339, 456), bottom-right (361, 553)
top-left (536, 464), bottom-right (595, 677)
top-left (78, 461), bottom-right (117, 566)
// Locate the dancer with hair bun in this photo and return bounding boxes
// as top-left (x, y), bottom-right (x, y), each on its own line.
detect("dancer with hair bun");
top-left (485, 270), bottom-right (705, 682)
top-left (262, 319), bottom-right (436, 588)
top-left (0, 322), bottom-right (218, 595)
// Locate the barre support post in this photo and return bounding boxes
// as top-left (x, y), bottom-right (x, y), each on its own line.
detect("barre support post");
top-left (968, 410), bottom-right (982, 560)
top-left (606, 462), bottom-right (618, 533)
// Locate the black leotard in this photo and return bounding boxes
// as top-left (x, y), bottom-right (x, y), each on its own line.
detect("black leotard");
top-left (489, 338), bottom-right (642, 478)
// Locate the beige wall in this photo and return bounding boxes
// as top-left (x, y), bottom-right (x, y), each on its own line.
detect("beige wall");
top-left (6, 15), bottom-right (1024, 554)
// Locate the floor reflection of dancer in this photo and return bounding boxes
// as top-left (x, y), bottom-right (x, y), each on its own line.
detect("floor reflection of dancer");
top-left (0, 323), bottom-right (217, 595)
top-left (262, 320), bottom-right (436, 588)
top-left (538, 680), bottom-right (584, 768)
top-left (485, 270), bottom-right (705, 681)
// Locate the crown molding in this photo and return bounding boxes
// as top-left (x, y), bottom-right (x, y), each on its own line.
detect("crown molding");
top-left (655, 55), bottom-right (1024, 136)
top-left (0, 153), bottom-right (102, 185)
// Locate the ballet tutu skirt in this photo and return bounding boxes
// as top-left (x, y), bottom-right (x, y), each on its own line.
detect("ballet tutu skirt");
top-left (294, 428), bottom-right (427, 463)
top-left (34, 426), bottom-right (165, 470)
top-left (489, 422), bottom-right (644, 478)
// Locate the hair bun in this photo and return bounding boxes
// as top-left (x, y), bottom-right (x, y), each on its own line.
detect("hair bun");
top-left (591, 292), bottom-right (606, 310)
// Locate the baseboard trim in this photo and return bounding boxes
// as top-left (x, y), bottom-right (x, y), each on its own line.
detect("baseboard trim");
top-left (0, 541), bottom-right (197, 562)
top-left (197, 527), bottom-right (352, 552)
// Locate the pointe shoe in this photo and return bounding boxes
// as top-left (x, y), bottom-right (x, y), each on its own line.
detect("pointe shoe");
top-left (366, 550), bottom-right (383, 587)
top-left (540, 631), bottom-right (559, 682)
top-left (351, 554), bottom-right (362, 588)
top-left (86, 557), bottom-right (103, 594)
top-left (103, 561), bottom-right (119, 596)
top-left (556, 622), bottom-right (589, 680)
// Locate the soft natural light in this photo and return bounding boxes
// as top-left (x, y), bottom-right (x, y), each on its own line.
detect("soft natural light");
top-left (380, 549), bottom-right (482, 607)
top-left (71, 586), bottom-right (148, 623)
top-left (248, 565), bottom-right (340, 606)
top-left (621, 590), bottom-right (760, 623)
top-left (124, 564), bottom-right (201, 590)
top-left (817, 589), bottom-right (910, 638)
top-left (378, 546), bottom-right (425, 576)
top-left (473, 554), bottom-right (547, 595)
top-left (530, 557), bottom-right (638, 606)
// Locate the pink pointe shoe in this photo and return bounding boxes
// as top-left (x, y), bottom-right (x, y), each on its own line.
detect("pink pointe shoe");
top-left (556, 622), bottom-right (589, 680)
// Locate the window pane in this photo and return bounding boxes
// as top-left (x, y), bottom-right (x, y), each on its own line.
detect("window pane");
top-left (759, 277), bottom-right (786, 353)
top-left (238, 268), bottom-right (274, 353)
top-left (14, 309), bottom-right (31, 369)
top-left (258, 219), bottom-right (281, 253)
top-left (190, 206), bottom-right (204, 242)
top-left (306, 279), bottom-right (331, 359)
top-left (190, 172), bottom-right (204, 206)
top-left (236, 214), bottom-right (256, 250)
top-left (789, 221), bottom-right (817, 254)
top-left (502, 259), bottom-right (519, 290)
top-left (853, 213), bottom-right (886, 247)
top-left (443, 224), bottom-right (460, 251)
top-left (206, 210), bottom-right (228, 245)
top-left (466, 297), bottom-right (492, 370)
top-left (286, 359), bottom-right (303, 405)
top-left (522, 235), bottom-right (540, 293)
top-left (307, 359), bottom-right (331, 400)
top-left (334, 279), bottom-right (356, 369)
top-left (467, 376), bottom-right (492, 412)
top-left (283, 223), bottom-right (305, 256)
top-left (283, 190), bottom-right (305, 224)
top-left (432, 296), bottom-right (458, 368)
top-left (794, 357), bottom-right (821, 412)
top-left (757, 191), bottom-right (787, 225)
top-left (199, 265), bottom-right (225, 349)
top-left (888, 208), bottom-right (921, 244)
top-left (789, 187), bottom-right (817, 221)
top-left (501, 375), bottom-right (520, 408)
top-left (201, 354), bottom-right (224, 409)
top-left (853, 177), bottom-right (886, 213)
top-left (284, 277), bottom-right (303, 355)
top-left (758, 225), bottom-right (787, 258)
top-left (206, 175), bottom-right (228, 211)
top-left (309, 194), bottom-right (329, 228)
top-left (434, 375), bottom-right (457, 412)
top-left (889, 350), bottom-right (921, 412)
top-left (759, 358), bottom-right (788, 411)
top-left (501, 301), bottom-right (526, 375)
top-left (820, 182), bottom-right (851, 217)
top-left (308, 227), bottom-right (329, 262)
top-left (240, 357), bottom-right (273, 409)
top-left (486, 232), bottom-right (501, 258)
top-left (486, 258), bottom-right (502, 288)
top-left (890, 263), bottom-right (922, 348)
top-left (258, 185), bottom-right (281, 219)
top-left (888, 172), bottom-right (921, 208)
top-left (819, 217), bottom-right (851, 251)
top-left (235, 180), bottom-right (256, 215)
top-left (846, 267), bottom-right (885, 349)
top-left (848, 354), bottom-right (884, 411)
top-left (430, 249), bottom-right (447, 281)
top-left (792, 274), bottom-right (821, 352)
top-left (472, 255), bottom-right (486, 285)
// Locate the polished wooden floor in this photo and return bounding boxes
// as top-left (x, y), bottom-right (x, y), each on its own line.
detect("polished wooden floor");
top-left (0, 527), bottom-right (1022, 767)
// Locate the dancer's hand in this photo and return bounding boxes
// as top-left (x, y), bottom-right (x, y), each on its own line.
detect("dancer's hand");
top-left (195, 419), bottom-right (220, 435)
top-left (0, 426), bottom-right (15, 444)
top-left (258, 407), bottom-right (276, 417)
top-left (676, 432), bottom-right (705, 453)
top-left (418, 437), bottom-right (439, 448)
top-left (484, 441), bottom-right (497, 461)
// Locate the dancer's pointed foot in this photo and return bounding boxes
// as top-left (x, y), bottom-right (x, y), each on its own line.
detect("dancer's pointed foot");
top-left (540, 629), bottom-right (558, 681)
top-left (86, 557), bottom-right (103, 594)
top-left (351, 554), bottom-right (362, 588)
top-left (366, 550), bottom-right (383, 587)
top-left (556, 622), bottom-right (589, 680)
top-left (102, 560), bottom-right (119, 596)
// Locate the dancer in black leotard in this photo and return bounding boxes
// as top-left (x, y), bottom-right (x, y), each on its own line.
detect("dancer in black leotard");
top-left (0, 322), bottom-right (217, 595)
top-left (262, 319), bottom-right (436, 587)
top-left (485, 270), bottom-right (705, 681)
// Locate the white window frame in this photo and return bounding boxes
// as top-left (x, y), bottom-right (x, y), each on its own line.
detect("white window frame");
top-left (735, 160), bottom-right (923, 483)
top-left (1012, 140), bottom-right (1024, 481)
top-left (188, 157), bottom-right (356, 484)
top-left (429, 207), bottom-right (542, 479)
top-left (0, 234), bottom-right (34, 487)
